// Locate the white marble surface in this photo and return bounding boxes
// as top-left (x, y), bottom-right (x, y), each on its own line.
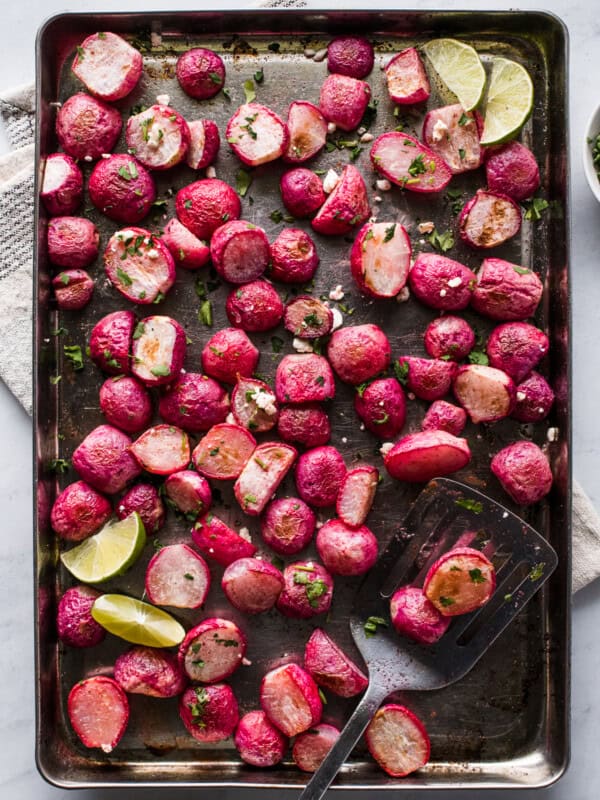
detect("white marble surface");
top-left (1, 0), bottom-right (600, 798)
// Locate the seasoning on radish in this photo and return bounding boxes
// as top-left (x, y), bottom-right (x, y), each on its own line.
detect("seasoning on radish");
top-left (316, 518), bottom-right (378, 576)
top-left (130, 425), bottom-right (190, 475)
top-left (89, 154), bottom-right (157, 225)
top-left (116, 483), bottom-right (165, 534)
top-left (72, 31), bottom-right (142, 101)
top-left (490, 440), bottom-right (553, 505)
top-left (471, 257), bottom-right (543, 321)
top-left (459, 189), bottom-right (522, 249)
top-left (485, 141), bottom-right (540, 202)
top-left (280, 168), bottom-right (326, 217)
top-left (231, 376), bottom-right (279, 433)
top-left (222, 558), bottom-right (284, 614)
top-left (319, 73), bottom-right (371, 132)
top-left (53, 269), bottom-right (95, 310)
top-left (226, 280), bottom-right (284, 332)
top-left (179, 683), bottom-right (239, 743)
top-left (161, 218), bottom-right (210, 271)
top-left (384, 47), bottom-right (430, 104)
top-left (50, 480), bottom-right (112, 541)
top-left (99, 377), bottom-right (152, 434)
top-left (304, 628), bottom-right (368, 698)
top-left (277, 561), bottom-right (334, 619)
top-left (73, 424), bottom-right (141, 495)
top-left (57, 585), bottom-right (106, 648)
top-left (408, 252), bottom-right (477, 311)
top-left (336, 465), bottom-right (379, 528)
top-left (186, 118), bottom-right (221, 169)
top-left (423, 546), bottom-right (496, 616)
top-left (423, 104), bottom-right (484, 173)
top-left (226, 102), bottom-right (288, 166)
top-left (56, 93), bottom-right (122, 161)
top-left (277, 403), bottom-right (332, 448)
top-left (295, 445), bottom-right (347, 508)
top-left (370, 133), bottom-right (452, 192)
top-left (159, 373), bottom-right (230, 434)
top-left (365, 704), bottom-right (430, 777)
top-left (384, 430), bottom-right (471, 483)
top-left (176, 178), bottom-right (241, 240)
top-left (126, 105), bottom-right (190, 170)
top-left (114, 646), bottom-right (187, 698)
top-left (179, 618), bottom-right (246, 683)
top-left (269, 227), bottom-right (320, 283)
top-left (164, 471), bottom-right (212, 519)
top-left (275, 354), bottom-right (335, 403)
top-left (47, 216), bottom-right (99, 269)
top-left (511, 371), bottom-right (555, 422)
top-left (40, 153), bottom-right (83, 216)
top-left (327, 36), bottom-right (374, 78)
top-left (131, 315), bottom-right (186, 387)
top-left (389, 585), bottom-right (451, 644)
top-left (396, 355), bottom-right (457, 402)
top-left (192, 512), bottom-right (257, 566)
top-left (201, 328), bottom-right (259, 385)
top-left (284, 296), bottom-right (333, 339)
top-left (68, 676), bottom-right (129, 753)
top-left (145, 543), bottom-right (211, 609)
top-left (260, 663), bottom-right (323, 736)
top-left (176, 48), bottom-right (226, 100)
top-left (90, 310), bottom-right (135, 376)
top-left (486, 322), bottom-right (549, 383)
top-left (453, 364), bottom-right (516, 424)
top-left (351, 221), bottom-right (411, 298)
top-left (192, 423), bottom-right (256, 480)
top-left (327, 324), bottom-right (391, 385)
top-left (261, 497), bottom-right (316, 555)
top-left (210, 219), bottom-right (271, 284)
top-left (421, 400), bottom-right (468, 436)
top-left (354, 377), bottom-right (406, 440)
top-left (235, 710), bottom-right (288, 767)
top-left (104, 227), bottom-right (175, 304)
top-left (234, 442), bottom-right (297, 516)
top-left (293, 724), bottom-right (341, 772)
top-left (311, 164), bottom-right (370, 235)
top-left (424, 315), bottom-right (475, 361)
top-left (283, 101), bottom-right (328, 163)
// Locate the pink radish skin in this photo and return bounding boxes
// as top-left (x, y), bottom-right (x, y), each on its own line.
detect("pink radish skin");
top-left (453, 364), bottom-right (516, 424)
top-left (408, 253), bottom-right (477, 311)
top-left (397, 355), bottom-right (457, 402)
top-left (159, 373), bottom-right (230, 434)
top-left (68, 676), bottom-right (129, 753)
top-left (354, 378), bottom-right (406, 440)
top-left (389, 585), bottom-right (450, 644)
top-left (145, 543), bottom-right (211, 609)
top-left (277, 404), bottom-right (331, 448)
top-left (423, 104), bottom-right (484, 173)
top-left (304, 628), bottom-right (368, 698)
top-left (365, 704), bottom-right (430, 777)
top-left (73, 425), bottom-right (141, 495)
top-left (486, 322), bottom-right (549, 383)
top-left (491, 441), bottom-right (553, 505)
top-left (130, 425), bottom-right (190, 475)
top-left (226, 280), bottom-right (284, 332)
top-left (53, 270), bottom-right (95, 310)
top-left (47, 217), bottom-right (99, 269)
top-left (423, 546), bottom-right (496, 616)
top-left (311, 165), bottom-right (370, 235)
top-left (222, 558), bottom-right (284, 614)
top-left (277, 561), bottom-right (334, 619)
top-left (471, 258), bottom-right (543, 321)
top-left (459, 190), bottom-right (522, 249)
top-left (275, 354), bottom-right (335, 404)
top-left (371, 132), bottom-right (452, 192)
top-left (234, 442), bottom-right (298, 516)
top-left (231, 377), bottom-right (279, 433)
top-left (179, 684), bottom-right (239, 743)
top-left (131, 315), bottom-right (186, 387)
top-left (295, 446), bottom-right (346, 508)
top-left (192, 513), bottom-right (257, 566)
top-left (72, 32), bottom-right (142, 101)
top-left (176, 48), bottom-right (226, 100)
top-left (186, 119), bottom-right (221, 169)
top-left (235, 710), bottom-right (288, 767)
top-left (512, 371), bottom-right (555, 423)
top-left (179, 618), bottom-right (246, 684)
top-left (104, 227), bottom-right (175, 304)
top-left (161, 218), bottom-right (210, 271)
top-left (126, 105), bottom-right (190, 170)
top-left (99, 376), bottom-right (153, 434)
top-left (424, 316), bottom-right (475, 361)
top-left (116, 483), bottom-right (165, 534)
top-left (176, 179), bottom-right (241, 240)
top-left (283, 101), bottom-right (328, 164)
top-left (40, 153), bottom-right (83, 216)
top-left (210, 220), bottom-right (271, 284)
top-left (192, 423), bottom-right (256, 481)
top-left (319, 73), bottom-right (371, 132)
top-left (284, 296), bottom-right (333, 339)
top-left (293, 724), bottom-right (340, 772)
top-left (164, 471), bottom-right (212, 518)
top-left (328, 36), bottom-right (374, 78)
top-left (270, 228), bottom-right (320, 283)
top-left (56, 93), bottom-right (122, 161)
top-left (51, 481), bottom-right (112, 541)
top-left (57, 585), bottom-right (105, 648)
top-left (261, 497), bottom-right (316, 555)
top-left (260, 664), bottom-right (323, 737)
top-left (336, 466), bottom-right (379, 528)
top-left (316, 518), bottom-right (378, 576)
top-left (201, 328), bottom-right (259, 385)
top-left (226, 102), bottom-right (288, 167)
top-left (421, 400), bottom-right (468, 436)
top-left (327, 324), bottom-right (391, 385)
top-left (351, 221), bottom-right (411, 298)
top-left (384, 47), bottom-right (430, 104)
top-left (88, 155), bottom-right (156, 224)
top-left (114, 646), bottom-right (187, 698)
top-left (280, 169), bottom-right (326, 217)
top-left (384, 430), bottom-right (471, 483)
top-left (485, 141), bottom-right (540, 201)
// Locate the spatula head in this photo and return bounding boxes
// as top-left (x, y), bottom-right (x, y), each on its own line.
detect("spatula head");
top-left (350, 477), bottom-right (558, 694)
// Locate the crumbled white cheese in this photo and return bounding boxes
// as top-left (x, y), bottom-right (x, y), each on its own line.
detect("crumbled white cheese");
top-left (83, 155), bottom-right (92, 162)
top-left (369, 215), bottom-right (378, 224)
top-left (226, 412), bottom-right (235, 424)
top-left (118, 505), bottom-right (125, 514)
top-left (431, 118), bottom-right (449, 142)
top-left (251, 388), bottom-right (278, 415)
top-left (502, 511), bottom-right (509, 519)
top-left (329, 284), bottom-right (345, 301)
top-left (205, 165), bottom-right (216, 179)
top-left (292, 337), bottom-right (314, 353)
top-left (342, 437), bottom-right (348, 444)
top-left (417, 221), bottom-right (435, 234)
top-left (304, 48), bottom-right (316, 58)
top-left (241, 657), bottom-right (252, 666)
top-left (547, 427), bottom-right (559, 442)
top-left (238, 527), bottom-right (252, 542)
top-left (156, 93), bottom-right (170, 106)
top-left (376, 178), bottom-right (391, 192)
top-left (327, 121), bottom-right (337, 134)
top-left (379, 442), bottom-right (394, 456)
top-left (516, 391), bottom-right (527, 402)
top-left (360, 132), bottom-right (374, 143)
top-left (439, 288), bottom-right (447, 297)
top-left (407, 392), bottom-right (415, 400)
top-left (313, 47), bottom-right (328, 62)
top-left (323, 168), bottom-right (340, 194)
top-left (357, 126), bottom-right (367, 136)
top-left (396, 286), bottom-right (410, 303)
top-left (373, 195), bottom-right (383, 203)
top-left (447, 276), bottom-right (462, 288)
top-left (101, 153), bottom-right (111, 159)
top-left (359, 423), bottom-right (365, 431)
top-left (147, 248), bottom-right (160, 260)
top-left (537, 407), bottom-right (545, 414)
top-left (331, 307), bottom-right (344, 331)
top-left (378, 400), bottom-right (385, 406)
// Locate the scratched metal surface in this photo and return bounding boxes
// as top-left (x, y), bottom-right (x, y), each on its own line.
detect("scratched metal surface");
top-left (34, 10), bottom-right (570, 789)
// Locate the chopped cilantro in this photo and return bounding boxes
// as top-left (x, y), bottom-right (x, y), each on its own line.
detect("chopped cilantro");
top-left (150, 363), bottom-right (170, 377)
top-left (271, 336), bottom-right (284, 353)
top-left (198, 300), bottom-right (213, 326)
top-left (513, 264), bottom-right (532, 275)
top-left (407, 154), bottom-right (426, 177)
top-left (455, 497), bottom-right (483, 514)
top-left (523, 197), bottom-right (550, 221)
top-left (383, 223), bottom-right (396, 243)
top-left (428, 227), bottom-right (454, 253)
top-left (48, 458), bottom-right (70, 474)
top-left (116, 268), bottom-right (133, 287)
top-left (254, 68), bottom-right (264, 83)
top-left (364, 615), bottom-right (388, 637)
top-left (315, 375), bottom-right (325, 386)
top-left (458, 112), bottom-right (470, 126)
top-left (394, 359), bottom-right (409, 386)
top-left (243, 79), bottom-right (256, 103)
top-left (184, 199), bottom-right (193, 210)
top-left (209, 71), bottom-right (223, 85)
top-left (529, 562), bottom-right (545, 581)
top-left (469, 568), bottom-right (486, 584)
top-left (63, 344), bottom-right (84, 371)
top-left (189, 687), bottom-right (209, 727)
top-left (468, 350), bottom-right (489, 366)
top-left (270, 209), bottom-right (283, 223)
top-left (458, 148), bottom-right (466, 160)
top-left (236, 168), bottom-right (252, 197)
top-left (439, 596), bottom-right (455, 607)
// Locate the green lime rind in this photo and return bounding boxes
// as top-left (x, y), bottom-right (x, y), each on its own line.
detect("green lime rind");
top-left (422, 38), bottom-right (486, 112)
top-left (479, 56), bottom-right (534, 146)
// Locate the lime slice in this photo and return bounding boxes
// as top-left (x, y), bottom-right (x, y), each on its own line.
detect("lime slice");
top-left (60, 512), bottom-right (146, 583)
top-left (422, 38), bottom-right (486, 111)
top-left (91, 594), bottom-right (186, 647)
top-left (479, 56), bottom-right (534, 145)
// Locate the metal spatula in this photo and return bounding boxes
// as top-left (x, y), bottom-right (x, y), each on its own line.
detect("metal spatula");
top-left (299, 477), bottom-right (558, 800)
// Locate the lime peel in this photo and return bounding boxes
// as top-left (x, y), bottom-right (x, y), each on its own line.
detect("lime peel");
top-left (92, 594), bottom-right (186, 647)
top-left (422, 38), bottom-right (486, 112)
top-left (480, 56), bottom-right (534, 146)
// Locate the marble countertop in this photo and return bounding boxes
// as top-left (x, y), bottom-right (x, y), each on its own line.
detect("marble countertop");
top-left (2, 1), bottom-right (599, 798)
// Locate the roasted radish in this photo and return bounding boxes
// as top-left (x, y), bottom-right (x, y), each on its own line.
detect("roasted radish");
top-left (423, 546), bottom-right (496, 616)
top-left (270, 227), bottom-right (320, 283)
top-left (159, 373), bottom-right (230, 434)
top-left (234, 442), bottom-right (298, 516)
top-left (47, 217), bottom-right (99, 269)
top-left (186, 119), bottom-right (221, 169)
top-left (201, 328), bottom-right (259, 384)
top-left (126, 105), bottom-right (190, 170)
top-left (280, 168), bottom-right (326, 217)
top-left (116, 483), bottom-right (165, 534)
top-left (295, 445), bottom-right (346, 508)
top-left (408, 253), bottom-right (476, 311)
top-left (365, 704), bottom-right (430, 777)
top-left (424, 315), bottom-right (475, 361)
top-left (114, 646), bottom-right (187, 698)
top-left (304, 628), bottom-right (368, 698)
top-left (192, 423), bottom-right (256, 480)
top-left (384, 47), bottom-right (430, 104)
top-left (161, 218), bottom-right (210, 271)
top-left (179, 684), bottom-right (239, 743)
top-left (260, 663), bottom-right (322, 736)
top-left (261, 497), bottom-right (316, 556)
top-left (275, 354), bottom-right (335, 403)
top-left (222, 558), bottom-right (284, 614)
top-left (423, 104), bottom-right (483, 173)
top-left (277, 403), bottom-right (331, 448)
top-left (384, 430), bottom-right (471, 483)
top-left (73, 425), bottom-right (141, 495)
top-left (71, 31), bottom-right (142, 101)
top-left (471, 257), bottom-right (543, 321)
top-left (53, 270), bottom-right (95, 310)
top-left (57, 585), bottom-right (106, 648)
top-left (56, 93), bottom-right (122, 161)
top-left (192, 513), bottom-right (257, 566)
top-left (328, 36), bottom-right (374, 79)
top-left (226, 102), bottom-right (288, 166)
top-left (511, 371), bottom-right (555, 422)
top-left (283, 101), bottom-right (328, 163)
top-left (293, 724), bottom-right (340, 772)
top-left (226, 280), bottom-right (284, 332)
top-left (131, 315), bottom-right (186, 387)
top-left (88, 155), bottom-right (156, 224)
top-left (90, 310), bottom-right (135, 375)
top-left (130, 425), bottom-right (190, 475)
top-left (210, 219), bottom-right (271, 284)
top-left (370, 133), bottom-right (451, 192)
top-left (389, 585), bottom-right (450, 644)
top-left (486, 322), bottom-right (549, 383)
top-left (316, 518), bottom-right (378, 576)
top-left (68, 676), bottom-right (129, 753)
top-left (354, 377), bottom-right (406, 440)
top-left (164, 471), bottom-right (212, 519)
top-left (276, 561), bottom-right (334, 619)
top-left (351, 221), bottom-right (411, 298)
top-left (235, 710), bottom-right (287, 767)
top-left (319, 73), bottom-right (371, 132)
top-left (396, 355), bottom-right (457, 402)
top-left (179, 618), bottom-right (246, 683)
top-left (99, 376), bottom-right (152, 434)
top-left (336, 465), bottom-right (378, 528)
top-left (327, 324), bottom-right (391, 385)
top-left (485, 141), bottom-right (540, 202)
top-left (231, 376), bottom-right (279, 433)
top-left (284, 296), bottom-right (333, 339)
top-left (459, 189), bottom-right (522, 249)
top-left (491, 441), bottom-right (553, 505)
top-left (176, 48), bottom-right (226, 100)
top-left (176, 178), bottom-right (241, 240)
top-left (311, 165), bottom-right (370, 235)
top-left (40, 152), bottom-right (83, 216)
top-left (145, 544), bottom-right (210, 609)
top-left (104, 227), bottom-right (175, 304)
top-left (453, 364), bottom-right (515, 423)
top-left (421, 400), bottom-right (467, 436)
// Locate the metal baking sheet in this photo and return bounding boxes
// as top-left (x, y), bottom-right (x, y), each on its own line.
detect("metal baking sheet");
top-left (34, 9), bottom-right (571, 790)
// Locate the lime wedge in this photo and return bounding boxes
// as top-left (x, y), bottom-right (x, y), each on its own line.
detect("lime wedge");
top-left (479, 56), bottom-right (534, 145)
top-left (60, 512), bottom-right (146, 583)
top-left (422, 38), bottom-right (486, 111)
top-left (91, 594), bottom-right (186, 647)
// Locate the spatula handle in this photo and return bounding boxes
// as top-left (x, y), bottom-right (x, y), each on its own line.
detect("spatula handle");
top-left (298, 679), bottom-right (390, 800)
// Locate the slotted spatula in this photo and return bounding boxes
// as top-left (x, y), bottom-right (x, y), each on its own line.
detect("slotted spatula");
top-left (299, 477), bottom-right (558, 800)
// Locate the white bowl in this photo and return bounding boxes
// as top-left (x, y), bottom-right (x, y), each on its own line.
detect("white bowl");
top-left (583, 104), bottom-right (600, 203)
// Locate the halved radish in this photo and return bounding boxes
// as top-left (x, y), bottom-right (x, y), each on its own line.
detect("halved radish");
top-left (67, 676), bottom-right (129, 753)
top-left (126, 105), bottom-right (190, 170)
top-left (192, 423), bottom-right (256, 480)
top-left (145, 543), bottom-right (210, 608)
top-left (453, 364), bottom-right (515, 423)
top-left (459, 189), bottom-right (522, 249)
top-left (304, 628), bottom-right (368, 698)
top-left (423, 546), bottom-right (496, 616)
top-left (235, 710), bottom-right (288, 767)
top-left (56, 93), bottom-right (122, 162)
top-left (104, 227), bottom-right (175, 304)
top-left (178, 618), bottom-right (246, 683)
top-left (164, 471), bottom-right (212, 519)
top-left (114, 646), bottom-right (186, 698)
top-left (351, 221), bottom-right (411, 298)
top-left (186, 119), bottom-right (221, 169)
top-left (40, 153), bottom-right (83, 216)
top-left (210, 220), bottom-right (271, 284)
top-left (471, 257), bottom-right (543, 322)
top-left (179, 684), bottom-right (239, 743)
top-left (176, 48), bottom-right (226, 101)
top-left (260, 663), bottom-right (322, 737)
top-left (88, 154), bottom-right (156, 224)
top-left (71, 32), bottom-right (142, 101)
top-left (283, 101), bottom-right (328, 163)
top-left (365, 704), bottom-right (430, 777)
top-left (222, 558), bottom-right (284, 614)
top-left (234, 442), bottom-right (298, 516)
top-left (423, 104), bottom-right (483, 174)
top-left (226, 102), bottom-right (288, 166)
top-left (311, 164), bottom-right (370, 235)
top-left (370, 132), bottom-right (452, 193)
top-left (319, 73), bottom-right (371, 131)
top-left (336, 465), bottom-right (379, 528)
top-left (192, 513), bottom-right (257, 566)
top-left (231, 376), bottom-right (279, 433)
top-left (384, 430), bottom-right (471, 483)
top-left (130, 424), bottom-right (190, 475)
top-left (293, 724), bottom-right (340, 773)
top-left (389, 585), bottom-right (451, 644)
top-left (89, 310), bottom-right (135, 376)
top-left (261, 497), bottom-right (316, 555)
top-left (131, 315), bottom-right (186, 387)
top-left (275, 354), bottom-right (335, 403)
top-left (53, 269), bottom-right (95, 310)
top-left (384, 47), bottom-right (430, 105)
top-left (161, 218), bottom-right (210, 271)
top-left (277, 561), bottom-right (334, 618)
top-left (284, 296), bottom-right (333, 339)
top-left (421, 400), bottom-right (467, 436)
top-left (396, 355), bottom-right (457, 402)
